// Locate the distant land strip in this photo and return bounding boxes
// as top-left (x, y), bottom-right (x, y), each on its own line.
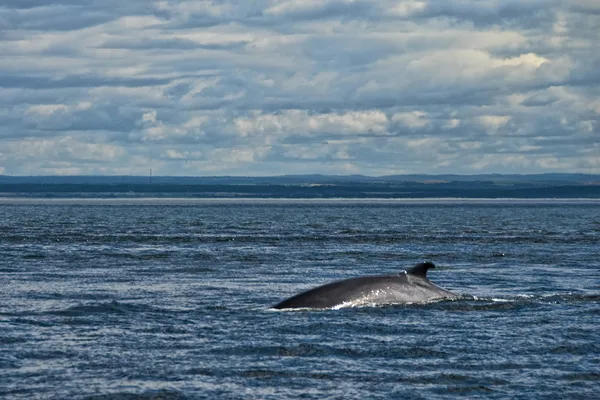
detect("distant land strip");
top-left (0, 174), bottom-right (599, 199)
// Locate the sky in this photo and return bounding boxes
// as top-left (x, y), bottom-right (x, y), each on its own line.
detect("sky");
top-left (0, 0), bottom-right (599, 177)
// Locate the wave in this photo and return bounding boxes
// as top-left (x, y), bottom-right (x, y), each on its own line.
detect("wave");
top-left (267, 292), bottom-right (599, 312)
top-left (45, 301), bottom-right (162, 317)
top-left (82, 389), bottom-right (187, 400)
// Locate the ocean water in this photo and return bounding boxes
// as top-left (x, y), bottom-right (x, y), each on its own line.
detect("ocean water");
top-left (0, 199), bottom-right (599, 399)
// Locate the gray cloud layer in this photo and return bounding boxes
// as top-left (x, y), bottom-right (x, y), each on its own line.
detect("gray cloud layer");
top-left (0, 0), bottom-right (598, 176)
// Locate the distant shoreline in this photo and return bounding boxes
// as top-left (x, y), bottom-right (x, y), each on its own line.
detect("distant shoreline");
top-left (1, 175), bottom-right (599, 200)
top-left (2, 197), bottom-right (599, 205)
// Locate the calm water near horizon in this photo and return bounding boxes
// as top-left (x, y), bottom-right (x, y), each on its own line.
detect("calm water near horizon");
top-left (1, 199), bottom-right (599, 399)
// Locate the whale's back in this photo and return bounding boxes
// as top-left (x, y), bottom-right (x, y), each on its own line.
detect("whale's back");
top-left (273, 263), bottom-right (457, 309)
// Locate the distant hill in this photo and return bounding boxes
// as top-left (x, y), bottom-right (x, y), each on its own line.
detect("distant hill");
top-left (0, 174), bottom-right (599, 198)
top-left (1, 173), bottom-right (599, 185)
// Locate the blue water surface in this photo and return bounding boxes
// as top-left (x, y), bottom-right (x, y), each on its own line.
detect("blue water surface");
top-left (1, 199), bottom-right (599, 399)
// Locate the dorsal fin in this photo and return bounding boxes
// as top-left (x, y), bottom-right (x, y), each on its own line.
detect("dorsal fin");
top-left (405, 262), bottom-right (435, 278)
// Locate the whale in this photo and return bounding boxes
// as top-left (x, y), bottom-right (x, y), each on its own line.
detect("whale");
top-left (273, 262), bottom-right (458, 310)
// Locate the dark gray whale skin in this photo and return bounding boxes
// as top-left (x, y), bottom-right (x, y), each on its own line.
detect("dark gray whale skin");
top-left (273, 262), bottom-right (457, 310)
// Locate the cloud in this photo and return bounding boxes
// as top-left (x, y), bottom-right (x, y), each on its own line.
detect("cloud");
top-left (0, 0), bottom-right (598, 176)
